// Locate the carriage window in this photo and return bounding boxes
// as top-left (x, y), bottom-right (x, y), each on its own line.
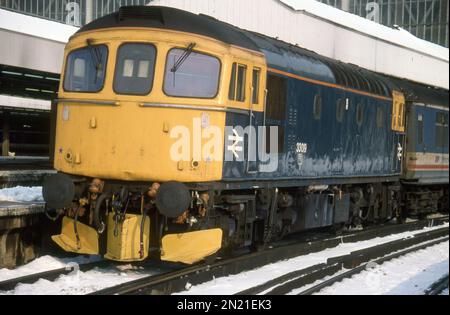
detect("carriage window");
top-left (377, 107), bottom-right (384, 128)
top-left (336, 98), bottom-right (346, 122)
top-left (64, 45), bottom-right (108, 92)
top-left (356, 103), bottom-right (364, 126)
top-left (436, 112), bottom-right (449, 148)
top-left (417, 114), bottom-right (424, 145)
top-left (114, 43), bottom-right (156, 95)
top-left (313, 94), bottom-right (322, 120)
top-left (252, 68), bottom-right (261, 104)
top-left (164, 48), bottom-right (220, 98)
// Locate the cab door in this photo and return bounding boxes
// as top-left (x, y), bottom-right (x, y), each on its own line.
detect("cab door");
top-left (226, 61), bottom-right (266, 175)
top-left (391, 91), bottom-right (406, 174)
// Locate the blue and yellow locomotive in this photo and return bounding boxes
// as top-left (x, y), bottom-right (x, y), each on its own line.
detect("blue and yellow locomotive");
top-left (43, 6), bottom-right (449, 264)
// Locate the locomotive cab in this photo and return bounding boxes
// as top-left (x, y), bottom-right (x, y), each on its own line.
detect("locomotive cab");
top-left (45, 8), bottom-right (268, 263)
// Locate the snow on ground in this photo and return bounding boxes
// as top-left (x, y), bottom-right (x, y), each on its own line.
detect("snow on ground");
top-left (0, 255), bottom-right (163, 295)
top-left (292, 241), bottom-right (449, 295)
top-left (1, 267), bottom-right (154, 295)
top-left (0, 186), bottom-right (43, 203)
top-left (0, 223), bottom-right (447, 295)
top-left (175, 224), bottom-right (449, 295)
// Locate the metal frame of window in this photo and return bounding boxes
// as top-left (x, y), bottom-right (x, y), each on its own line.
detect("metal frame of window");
top-left (63, 44), bottom-right (108, 93)
top-left (163, 47), bottom-right (222, 99)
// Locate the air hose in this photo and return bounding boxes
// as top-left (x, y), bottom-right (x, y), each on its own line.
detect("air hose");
top-left (73, 207), bottom-right (81, 250)
top-left (139, 195), bottom-right (148, 259)
top-left (93, 193), bottom-right (109, 234)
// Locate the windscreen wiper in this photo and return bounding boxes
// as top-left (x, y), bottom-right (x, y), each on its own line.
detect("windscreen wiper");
top-left (171, 43), bottom-right (196, 73)
top-left (86, 39), bottom-right (102, 71)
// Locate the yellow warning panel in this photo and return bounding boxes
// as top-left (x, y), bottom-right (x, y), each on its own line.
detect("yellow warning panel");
top-left (52, 216), bottom-right (99, 255)
top-left (104, 213), bottom-right (150, 262)
top-left (392, 90), bottom-right (406, 132)
top-left (161, 229), bottom-right (223, 264)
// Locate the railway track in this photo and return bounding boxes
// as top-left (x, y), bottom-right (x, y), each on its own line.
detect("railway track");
top-left (89, 216), bottom-right (449, 295)
top-left (0, 260), bottom-right (112, 292)
top-left (237, 227), bottom-right (449, 295)
top-left (425, 274), bottom-right (449, 295)
top-left (1, 216), bottom-right (447, 295)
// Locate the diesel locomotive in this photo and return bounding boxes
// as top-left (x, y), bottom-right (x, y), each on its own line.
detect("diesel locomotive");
top-left (43, 6), bottom-right (449, 264)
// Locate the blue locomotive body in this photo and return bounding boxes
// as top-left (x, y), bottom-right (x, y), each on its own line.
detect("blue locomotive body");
top-left (223, 32), bottom-right (405, 185)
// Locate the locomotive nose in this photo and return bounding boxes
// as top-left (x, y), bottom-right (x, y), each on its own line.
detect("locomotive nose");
top-left (43, 173), bottom-right (75, 209)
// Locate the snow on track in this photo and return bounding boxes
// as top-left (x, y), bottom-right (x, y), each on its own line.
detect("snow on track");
top-left (1, 267), bottom-right (153, 295)
top-left (175, 224), bottom-right (449, 295)
top-left (0, 255), bottom-right (163, 295)
top-left (299, 241), bottom-right (449, 295)
top-left (0, 255), bottom-right (101, 282)
top-left (1, 224), bottom-right (447, 295)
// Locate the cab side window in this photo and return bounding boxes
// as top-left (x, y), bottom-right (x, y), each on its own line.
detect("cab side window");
top-left (229, 63), bottom-right (247, 102)
top-left (252, 68), bottom-right (261, 104)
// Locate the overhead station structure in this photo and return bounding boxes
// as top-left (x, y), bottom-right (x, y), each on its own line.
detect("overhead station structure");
top-left (0, 9), bottom-right (77, 157)
top-left (149, 0), bottom-right (449, 90)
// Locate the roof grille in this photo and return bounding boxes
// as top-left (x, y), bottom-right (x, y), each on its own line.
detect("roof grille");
top-left (118, 6), bottom-right (164, 24)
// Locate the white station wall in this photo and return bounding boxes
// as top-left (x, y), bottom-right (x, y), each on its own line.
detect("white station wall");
top-left (0, 9), bottom-right (78, 74)
top-left (148, 0), bottom-right (449, 90)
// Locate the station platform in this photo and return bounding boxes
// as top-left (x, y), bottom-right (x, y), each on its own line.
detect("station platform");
top-left (0, 201), bottom-right (45, 217)
top-left (0, 201), bottom-right (46, 268)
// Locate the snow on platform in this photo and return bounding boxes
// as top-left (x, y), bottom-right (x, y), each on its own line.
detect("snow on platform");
top-left (0, 186), bottom-right (43, 203)
top-left (0, 186), bottom-right (44, 217)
